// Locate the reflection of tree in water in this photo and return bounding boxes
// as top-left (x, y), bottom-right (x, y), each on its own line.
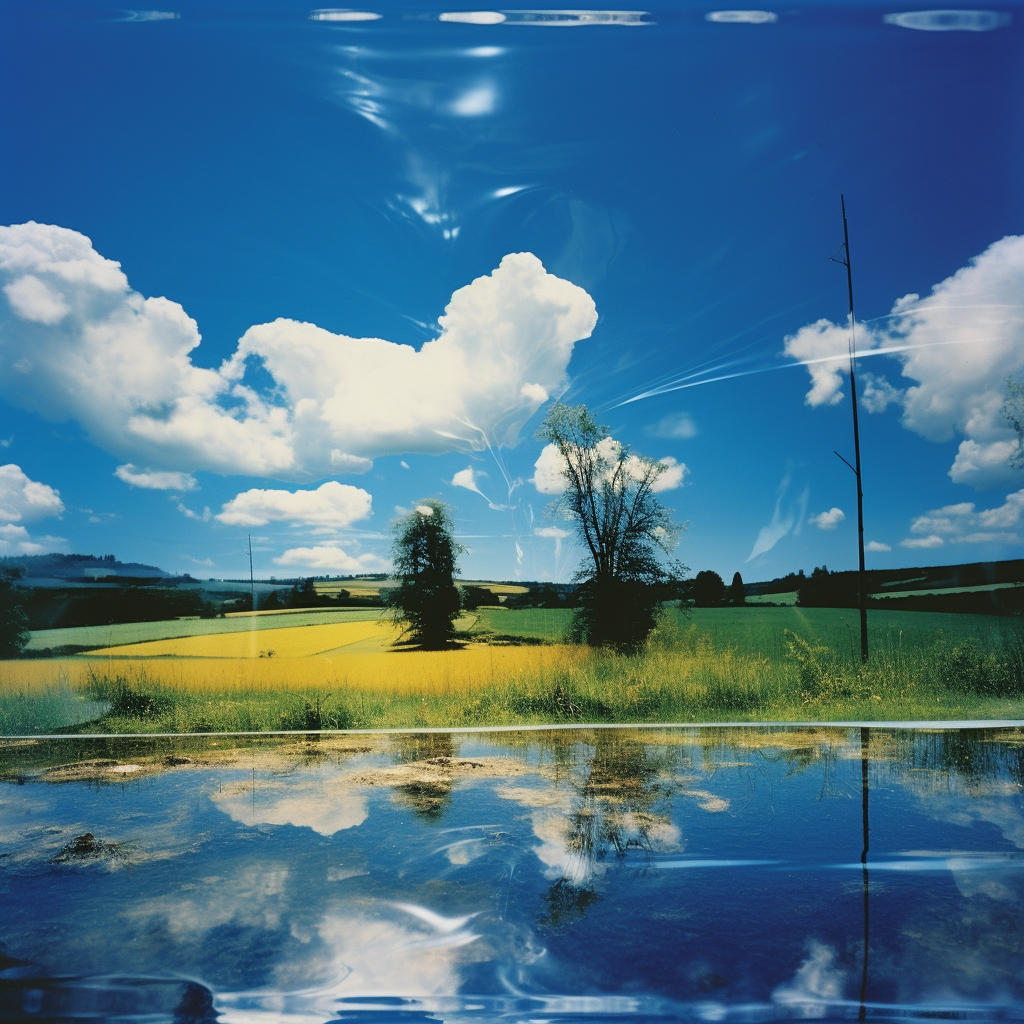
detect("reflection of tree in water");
top-left (865, 728), bottom-right (1024, 794)
top-left (389, 733), bottom-right (458, 822)
top-left (540, 733), bottom-right (677, 930)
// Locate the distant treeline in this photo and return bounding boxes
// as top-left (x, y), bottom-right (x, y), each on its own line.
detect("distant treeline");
top-left (0, 552), bottom-right (167, 578)
top-left (26, 587), bottom-right (217, 630)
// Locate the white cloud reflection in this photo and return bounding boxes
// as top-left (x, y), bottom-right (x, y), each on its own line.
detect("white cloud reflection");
top-left (311, 9), bottom-right (383, 20)
top-left (212, 778), bottom-right (369, 836)
top-left (705, 10), bottom-right (778, 23)
top-left (501, 10), bottom-right (651, 26)
top-left (439, 10), bottom-right (507, 23)
top-left (882, 9), bottom-right (1010, 31)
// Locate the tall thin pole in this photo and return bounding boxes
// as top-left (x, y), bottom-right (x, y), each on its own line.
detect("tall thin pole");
top-left (248, 534), bottom-right (255, 612)
top-left (832, 195), bottom-right (869, 662)
top-left (858, 726), bottom-right (871, 1021)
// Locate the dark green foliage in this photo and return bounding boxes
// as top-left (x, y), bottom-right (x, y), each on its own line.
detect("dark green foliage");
top-left (537, 404), bottom-right (686, 653)
top-left (797, 565), bottom-right (858, 608)
top-left (26, 585), bottom-right (217, 629)
top-left (0, 567), bottom-right (30, 658)
top-left (729, 571), bottom-right (745, 605)
top-left (503, 582), bottom-right (574, 609)
top-left (387, 500), bottom-right (464, 649)
top-left (461, 585), bottom-right (501, 610)
top-left (688, 570), bottom-right (725, 607)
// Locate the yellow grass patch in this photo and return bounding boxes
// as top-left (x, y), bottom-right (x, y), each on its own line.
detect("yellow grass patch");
top-left (90, 620), bottom-right (393, 659)
top-left (0, 644), bottom-right (588, 697)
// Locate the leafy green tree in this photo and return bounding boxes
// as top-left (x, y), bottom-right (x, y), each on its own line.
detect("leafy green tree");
top-left (387, 500), bottom-right (464, 649)
top-left (728, 571), bottom-right (746, 605)
top-left (0, 567), bottom-right (30, 658)
top-left (537, 404), bottom-right (686, 652)
top-left (689, 570), bottom-right (725, 607)
top-left (1004, 374), bottom-right (1024, 469)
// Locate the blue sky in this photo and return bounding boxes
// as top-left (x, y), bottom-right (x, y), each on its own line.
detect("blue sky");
top-left (1, 0), bottom-right (1022, 582)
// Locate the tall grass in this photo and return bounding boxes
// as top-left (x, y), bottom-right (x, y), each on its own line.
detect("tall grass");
top-left (2, 617), bottom-right (1021, 734)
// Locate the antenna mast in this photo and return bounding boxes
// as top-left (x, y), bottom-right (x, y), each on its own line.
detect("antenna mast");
top-left (248, 534), bottom-right (255, 612)
top-left (831, 195), bottom-right (869, 662)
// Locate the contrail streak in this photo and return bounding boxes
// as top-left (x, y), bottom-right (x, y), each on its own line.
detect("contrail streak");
top-left (612, 336), bottom-right (988, 407)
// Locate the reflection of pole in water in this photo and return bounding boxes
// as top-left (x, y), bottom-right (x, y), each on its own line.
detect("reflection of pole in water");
top-left (858, 726), bottom-right (870, 1022)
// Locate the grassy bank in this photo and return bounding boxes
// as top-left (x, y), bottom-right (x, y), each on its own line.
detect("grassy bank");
top-left (1, 607), bottom-right (1021, 733)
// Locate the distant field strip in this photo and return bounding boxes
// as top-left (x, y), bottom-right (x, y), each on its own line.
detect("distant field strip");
top-left (28, 608), bottom-right (384, 652)
top-left (871, 581), bottom-right (1024, 599)
top-left (90, 619), bottom-right (392, 658)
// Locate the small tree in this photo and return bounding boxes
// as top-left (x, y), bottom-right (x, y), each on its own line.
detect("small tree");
top-left (537, 404), bottom-right (686, 652)
top-left (0, 567), bottom-right (30, 658)
top-left (729, 571), bottom-right (746, 606)
top-left (387, 500), bottom-right (464, 649)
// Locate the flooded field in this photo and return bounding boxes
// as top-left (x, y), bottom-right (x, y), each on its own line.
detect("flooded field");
top-left (2, 725), bottom-right (1022, 1022)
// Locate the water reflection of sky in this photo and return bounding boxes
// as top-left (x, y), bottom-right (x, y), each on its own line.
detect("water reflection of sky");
top-left (1, 726), bottom-right (1022, 1021)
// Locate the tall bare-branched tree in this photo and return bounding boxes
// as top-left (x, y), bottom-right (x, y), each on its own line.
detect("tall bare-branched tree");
top-left (537, 404), bottom-right (686, 651)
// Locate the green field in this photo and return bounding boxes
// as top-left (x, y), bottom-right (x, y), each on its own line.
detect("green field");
top-left (26, 607), bottom-right (384, 653)
top-left (476, 604), bottom-right (1019, 659)
top-left (4, 604), bottom-right (1021, 735)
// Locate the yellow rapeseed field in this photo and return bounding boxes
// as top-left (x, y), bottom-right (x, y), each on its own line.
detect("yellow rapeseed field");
top-left (90, 619), bottom-right (392, 659)
top-left (0, 643), bottom-right (589, 697)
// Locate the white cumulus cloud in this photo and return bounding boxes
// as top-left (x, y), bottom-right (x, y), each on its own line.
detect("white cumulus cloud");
top-left (783, 319), bottom-right (877, 408)
top-left (0, 224), bottom-right (597, 482)
top-left (115, 464), bottom-right (198, 491)
top-left (0, 523), bottom-right (47, 556)
top-left (0, 464), bottom-right (64, 523)
top-left (901, 534), bottom-right (944, 549)
top-left (866, 540), bottom-right (891, 552)
top-left (901, 489), bottom-right (1024, 547)
top-left (217, 481), bottom-right (373, 529)
top-left (785, 235), bottom-right (1024, 488)
top-left (273, 545), bottom-right (387, 571)
top-left (809, 507), bottom-right (845, 530)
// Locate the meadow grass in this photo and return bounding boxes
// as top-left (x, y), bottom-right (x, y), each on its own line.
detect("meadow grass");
top-left (26, 607), bottom-right (384, 653)
top-left (1, 607), bottom-right (1021, 733)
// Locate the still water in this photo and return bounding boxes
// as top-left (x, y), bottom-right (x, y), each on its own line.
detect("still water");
top-left (1, 726), bottom-right (1022, 1022)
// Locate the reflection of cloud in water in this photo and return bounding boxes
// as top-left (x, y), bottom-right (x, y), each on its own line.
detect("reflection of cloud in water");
top-left (127, 863), bottom-right (292, 939)
top-left (212, 778), bottom-right (368, 836)
top-left (495, 783), bottom-right (680, 885)
top-left (217, 904), bottom-right (482, 1020)
top-left (439, 10), bottom-right (506, 23)
top-left (908, 781), bottom-right (1024, 851)
top-left (682, 788), bottom-right (730, 813)
top-left (311, 8), bottom-right (383, 19)
top-left (115, 10), bottom-right (179, 20)
top-left (502, 10), bottom-right (651, 26)
top-left (882, 9), bottom-right (1011, 30)
top-left (706, 10), bottom-right (778, 22)
top-left (771, 940), bottom-right (846, 1017)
